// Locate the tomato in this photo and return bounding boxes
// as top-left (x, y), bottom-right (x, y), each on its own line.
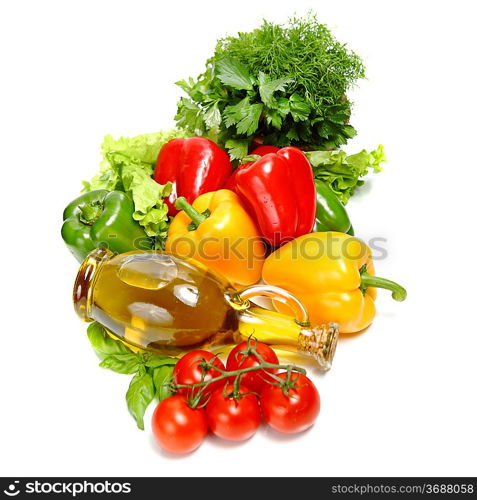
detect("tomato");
top-left (151, 395), bottom-right (208, 454)
top-left (260, 372), bottom-right (320, 434)
top-left (206, 383), bottom-right (261, 441)
top-left (226, 340), bottom-right (279, 393)
top-left (173, 349), bottom-right (225, 400)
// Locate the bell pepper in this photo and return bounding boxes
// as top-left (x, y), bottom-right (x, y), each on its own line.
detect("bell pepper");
top-left (154, 137), bottom-right (232, 216)
top-left (165, 189), bottom-right (265, 286)
top-left (262, 232), bottom-right (407, 333)
top-left (250, 145), bottom-right (280, 156)
top-left (232, 147), bottom-right (316, 247)
top-left (313, 179), bottom-right (354, 235)
top-left (61, 190), bottom-right (152, 262)
top-left (224, 146), bottom-right (279, 192)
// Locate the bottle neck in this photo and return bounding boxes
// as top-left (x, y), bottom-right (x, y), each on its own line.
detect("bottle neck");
top-left (73, 247), bottom-right (113, 321)
top-left (237, 306), bottom-right (339, 371)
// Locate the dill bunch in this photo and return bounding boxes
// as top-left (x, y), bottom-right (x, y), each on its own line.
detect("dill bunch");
top-left (216, 15), bottom-right (365, 107)
top-left (175, 13), bottom-right (366, 158)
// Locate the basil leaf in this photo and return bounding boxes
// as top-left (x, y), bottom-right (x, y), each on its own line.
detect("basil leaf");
top-left (87, 322), bottom-right (131, 359)
top-left (99, 353), bottom-right (142, 374)
top-left (126, 369), bottom-right (155, 430)
top-left (152, 365), bottom-right (176, 401)
top-left (144, 355), bottom-right (178, 369)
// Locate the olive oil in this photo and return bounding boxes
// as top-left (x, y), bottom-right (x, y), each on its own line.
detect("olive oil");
top-left (74, 248), bottom-right (338, 369)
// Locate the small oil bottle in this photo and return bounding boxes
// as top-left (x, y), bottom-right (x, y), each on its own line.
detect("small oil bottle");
top-left (73, 248), bottom-right (339, 370)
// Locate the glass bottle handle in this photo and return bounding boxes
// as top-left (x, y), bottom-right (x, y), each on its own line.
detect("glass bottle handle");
top-left (230, 285), bottom-right (311, 327)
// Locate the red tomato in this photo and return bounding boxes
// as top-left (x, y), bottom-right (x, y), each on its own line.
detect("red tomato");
top-left (206, 383), bottom-right (261, 442)
top-left (260, 372), bottom-right (320, 434)
top-left (173, 350), bottom-right (225, 400)
top-left (151, 396), bottom-right (208, 454)
top-left (226, 340), bottom-right (279, 393)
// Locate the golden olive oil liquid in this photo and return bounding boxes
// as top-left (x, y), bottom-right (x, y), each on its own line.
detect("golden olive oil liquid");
top-left (90, 253), bottom-right (238, 355)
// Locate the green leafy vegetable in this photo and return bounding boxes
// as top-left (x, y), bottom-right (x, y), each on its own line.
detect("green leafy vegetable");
top-left (305, 145), bottom-right (387, 203)
top-left (152, 364), bottom-right (176, 401)
top-left (82, 130), bottom-right (189, 248)
top-left (175, 13), bottom-right (365, 156)
top-left (126, 368), bottom-right (155, 430)
top-left (87, 321), bottom-right (131, 358)
top-left (216, 57), bottom-right (253, 90)
top-left (224, 138), bottom-right (249, 160)
top-left (86, 322), bottom-right (177, 429)
top-left (99, 353), bottom-right (142, 375)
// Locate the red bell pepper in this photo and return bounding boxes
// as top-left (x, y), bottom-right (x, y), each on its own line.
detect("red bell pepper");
top-left (233, 147), bottom-right (316, 247)
top-left (154, 137), bottom-right (232, 216)
top-left (224, 146), bottom-right (279, 192)
top-left (250, 145), bottom-right (280, 156)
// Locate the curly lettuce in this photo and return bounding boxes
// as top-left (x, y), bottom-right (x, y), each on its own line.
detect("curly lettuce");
top-left (305, 145), bottom-right (386, 204)
top-left (82, 130), bottom-right (189, 248)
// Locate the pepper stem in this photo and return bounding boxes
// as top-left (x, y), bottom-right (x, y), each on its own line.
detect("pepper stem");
top-left (174, 196), bottom-right (210, 231)
top-left (78, 202), bottom-right (103, 226)
top-left (360, 266), bottom-right (407, 302)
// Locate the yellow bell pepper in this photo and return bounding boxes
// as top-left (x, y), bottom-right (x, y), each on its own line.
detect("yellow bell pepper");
top-left (262, 232), bottom-right (406, 333)
top-left (166, 189), bottom-right (265, 286)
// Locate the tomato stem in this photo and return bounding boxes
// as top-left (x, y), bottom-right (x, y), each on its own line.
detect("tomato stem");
top-left (174, 360), bottom-right (306, 392)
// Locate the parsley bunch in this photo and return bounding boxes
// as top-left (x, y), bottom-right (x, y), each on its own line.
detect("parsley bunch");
top-left (175, 14), bottom-right (365, 158)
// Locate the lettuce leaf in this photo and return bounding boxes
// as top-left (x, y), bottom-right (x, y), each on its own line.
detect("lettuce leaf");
top-left (305, 145), bottom-right (386, 204)
top-left (82, 130), bottom-right (188, 248)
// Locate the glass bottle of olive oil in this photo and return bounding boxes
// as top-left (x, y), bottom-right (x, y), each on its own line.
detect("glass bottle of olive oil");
top-left (74, 248), bottom-right (339, 370)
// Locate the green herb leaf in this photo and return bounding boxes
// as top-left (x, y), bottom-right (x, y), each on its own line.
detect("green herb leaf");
top-left (258, 72), bottom-right (293, 107)
top-left (144, 355), bottom-right (178, 369)
top-left (224, 138), bottom-right (249, 159)
top-left (289, 94), bottom-right (311, 122)
top-left (126, 369), bottom-right (155, 430)
top-left (175, 14), bottom-right (365, 151)
top-left (236, 103), bottom-right (263, 136)
top-left (265, 109), bottom-right (283, 129)
top-left (216, 57), bottom-right (254, 91)
top-left (152, 365), bottom-right (176, 401)
top-left (175, 98), bottom-right (206, 135)
top-left (286, 127), bottom-right (300, 141)
top-left (203, 102), bottom-right (222, 128)
top-left (99, 354), bottom-right (142, 374)
top-left (223, 97), bottom-right (251, 127)
top-left (87, 322), bottom-right (131, 360)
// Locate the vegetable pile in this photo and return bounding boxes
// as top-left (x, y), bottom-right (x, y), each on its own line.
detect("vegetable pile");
top-left (62, 12), bottom-right (407, 454)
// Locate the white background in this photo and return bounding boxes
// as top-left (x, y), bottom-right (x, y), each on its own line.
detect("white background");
top-left (1, 0), bottom-right (476, 477)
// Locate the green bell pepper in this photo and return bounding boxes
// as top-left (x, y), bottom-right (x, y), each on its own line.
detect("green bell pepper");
top-left (313, 179), bottom-right (354, 235)
top-left (61, 190), bottom-right (152, 262)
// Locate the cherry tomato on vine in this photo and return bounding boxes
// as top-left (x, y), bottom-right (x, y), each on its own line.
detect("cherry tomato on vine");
top-left (206, 383), bottom-right (261, 442)
top-left (173, 350), bottom-right (225, 400)
top-left (260, 372), bottom-right (320, 434)
top-left (151, 396), bottom-right (208, 454)
top-left (226, 340), bottom-right (279, 393)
